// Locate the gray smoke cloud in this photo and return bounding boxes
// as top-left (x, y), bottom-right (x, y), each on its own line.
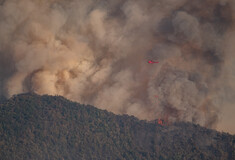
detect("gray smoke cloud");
top-left (0, 0), bottom-right (234, 130)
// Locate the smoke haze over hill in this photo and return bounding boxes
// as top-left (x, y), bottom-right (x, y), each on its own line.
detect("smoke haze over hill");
top-left (0, 0), bottom-right (234, 133)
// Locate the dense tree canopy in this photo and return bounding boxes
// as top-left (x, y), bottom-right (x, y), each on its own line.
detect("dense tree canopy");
top-left (0, 93), bottom-right (234, 160)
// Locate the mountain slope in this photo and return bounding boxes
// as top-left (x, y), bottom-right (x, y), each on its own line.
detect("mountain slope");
top-left (0, 93), bottom-right (234, 160)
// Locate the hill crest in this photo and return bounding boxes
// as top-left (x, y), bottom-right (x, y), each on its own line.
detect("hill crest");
top-left (0, 93), bottom-right (234, 160)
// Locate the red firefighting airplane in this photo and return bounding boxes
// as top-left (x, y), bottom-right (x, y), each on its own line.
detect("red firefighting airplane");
top-left (148, 60), bottom-right (159, 64)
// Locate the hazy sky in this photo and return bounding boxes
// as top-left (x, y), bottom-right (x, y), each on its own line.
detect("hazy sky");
top-left (0, 0), bottom-right (234, 134)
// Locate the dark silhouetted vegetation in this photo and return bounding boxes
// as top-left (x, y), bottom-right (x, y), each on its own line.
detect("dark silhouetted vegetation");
top-left (0, 93), bottom-right (234, 160)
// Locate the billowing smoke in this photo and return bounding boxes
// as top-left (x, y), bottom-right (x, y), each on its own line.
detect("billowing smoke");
top-left (0, 0), bottom-right (234, 129)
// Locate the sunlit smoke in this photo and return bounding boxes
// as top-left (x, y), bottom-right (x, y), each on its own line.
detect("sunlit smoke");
top-left (0, 0), bottom-right (234, 129)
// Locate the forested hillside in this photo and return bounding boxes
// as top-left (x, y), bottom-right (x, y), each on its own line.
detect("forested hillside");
top-left (0, 93), bottom-right (234, 160)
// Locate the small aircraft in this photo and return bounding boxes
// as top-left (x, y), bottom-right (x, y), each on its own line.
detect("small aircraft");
top-left (148, 60), bottom-right (159, 64)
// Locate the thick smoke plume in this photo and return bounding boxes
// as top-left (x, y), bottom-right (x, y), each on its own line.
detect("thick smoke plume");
top-left (0, 0), bottom-right (234, 129)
